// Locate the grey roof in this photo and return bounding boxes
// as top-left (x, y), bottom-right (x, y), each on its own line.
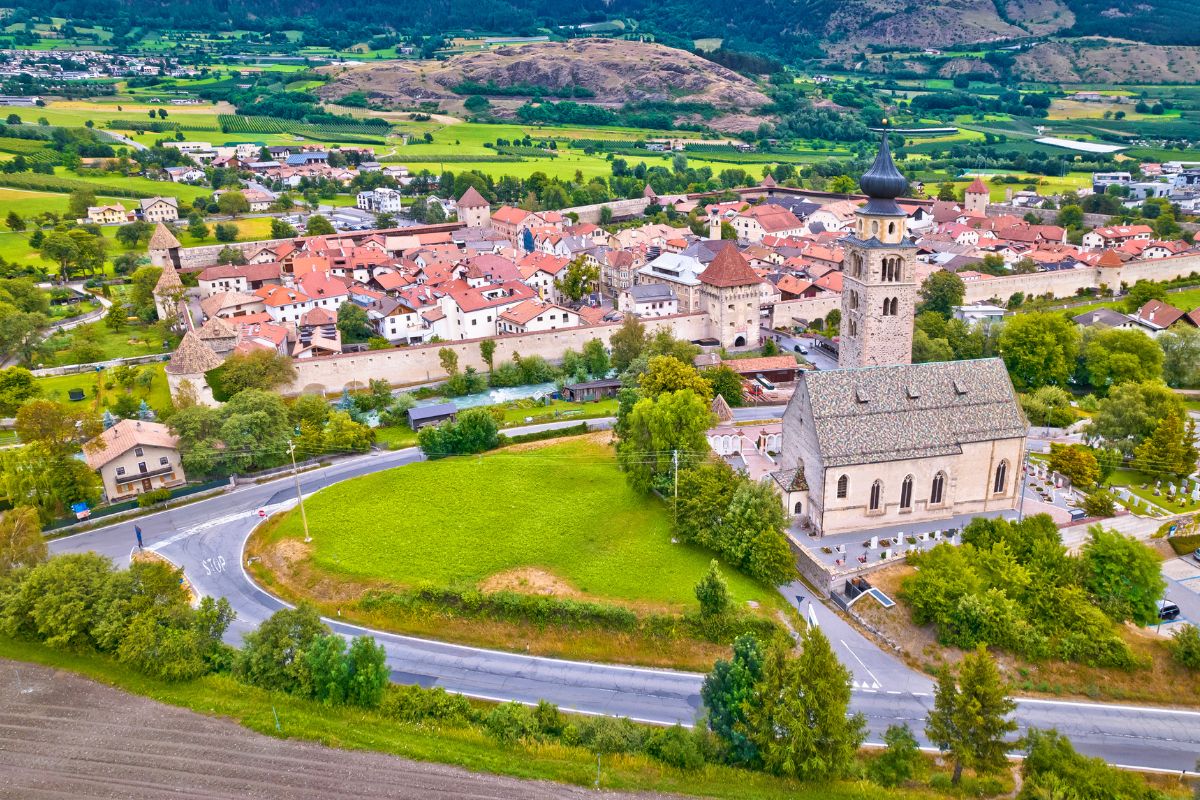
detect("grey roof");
top-left (407, 402), bottom-right (458, 422)
top-left (628, 283), bottom-right (677, 302)
top-left (801, 359), bottom-right (1025, 467)
top-left (1072, 308), bottom-right (1131, 328)
top-left (564, 378), bottom-right (622, 391)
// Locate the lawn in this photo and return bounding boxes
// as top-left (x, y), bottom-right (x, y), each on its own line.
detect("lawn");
top-left (269, 438), bottom-right (771, 609)
top-left (40, 321), bottom-right (177, 367)
top-left (1106, 468), bottom-right (1199, 516)
top-left (33, 362), bottom-right (173, 416)
top-left (493, 397), bottom-right (618, 426)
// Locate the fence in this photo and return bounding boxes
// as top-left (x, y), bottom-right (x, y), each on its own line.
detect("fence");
top-left (42, 478), bottom-right (229, 533)
top-left (32, 353), bottom-right (171, 378)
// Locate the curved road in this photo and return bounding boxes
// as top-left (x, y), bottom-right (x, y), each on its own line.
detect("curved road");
top-left (50, 415), bottom-right (1200, 774)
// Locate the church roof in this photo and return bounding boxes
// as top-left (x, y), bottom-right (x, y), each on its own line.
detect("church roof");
top-left (149, 222), bottom-right (181, 250)
top-left (800, 358), bottom-right (1025, 467)
top-left (699, 244), bottom-right (761, 288)
top-left (859, 128), bottom-right (909, 215)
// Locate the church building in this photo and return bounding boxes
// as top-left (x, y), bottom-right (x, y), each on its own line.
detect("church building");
top-left (776, 132), bottom-right (1026, 536)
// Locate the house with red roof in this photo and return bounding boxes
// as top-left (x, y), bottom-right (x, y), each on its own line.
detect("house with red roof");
top-left (255, 285), bottom-right (315, 324)
top-left (497, 299), bottom-right (581, 334)
top-left (730, 204), bottom-right (805, 243)
top-left (433, 279), bottom-right (537, 340)
top-left (1081, 224), bottom-right (1154, 250)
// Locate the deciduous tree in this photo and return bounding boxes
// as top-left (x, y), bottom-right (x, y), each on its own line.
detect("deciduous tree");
top-left (998, 312), bottom-right (1081, 390)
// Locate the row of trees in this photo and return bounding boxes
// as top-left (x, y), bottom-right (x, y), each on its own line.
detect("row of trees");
top-left (902, 515), bottom-right (1178, 668)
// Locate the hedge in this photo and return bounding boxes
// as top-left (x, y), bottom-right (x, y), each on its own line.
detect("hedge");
top-left (1168, 533), bottom-right (1200, 556)
top-left (497, 423), bottom-right (589, 447)
top-left (0, 173), bottom-right (158, 199)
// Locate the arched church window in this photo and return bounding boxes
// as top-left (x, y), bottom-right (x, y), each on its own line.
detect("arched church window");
top-left (889, 297), bottom-right (899, 316)
top-left (882, 297), bottom-right (892, 316)
top-left (871, 220), bottom-right (879, 236)
top-left (836, 474), bottom-right (848, 498)
top-left (848, 318), bottom-right (858, 336)
top-left (994, 460), bottom-right (1008, 494)
top-left (849, 292), bottom-right (859, 310)
top-left (900, 475), bottom-right (913, 509)
top-left (930, 472), bottom-right (946, 505)
top-left (869, 480), bottom-right (883, 511)
top-left (888, 221), bottom-right (896, 237)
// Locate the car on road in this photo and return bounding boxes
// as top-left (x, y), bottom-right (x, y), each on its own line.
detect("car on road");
top-left (793, 344), bottom-right (809, 354)
top-left (1193, 548), bottom-right (1200, 565)
top-left (1158, 599), bottom-right (1181, 621)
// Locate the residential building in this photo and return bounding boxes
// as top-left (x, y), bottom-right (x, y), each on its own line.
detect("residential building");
top-left (138, 196), bottom-right (179, 223)
top-left (356, 187), bottom-right (403, 214)
top-left (86, 204), bottom-right (128, 225)
top-left (497, 299), bottom-right (581, 334)
top-left (618, 283), bottom-right (678, 318)
top-left (84, 419), bottom-right (186, 502)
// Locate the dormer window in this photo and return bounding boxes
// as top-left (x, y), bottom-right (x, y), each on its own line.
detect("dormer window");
top-left (855, 387), bottom-right (870, 403)
top-left (952, 379), bottom-right (968, 395)
top-left (906, 385), bottom-right (919, 399)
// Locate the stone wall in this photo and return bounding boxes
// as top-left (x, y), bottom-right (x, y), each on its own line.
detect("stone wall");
top-left (564, 198), bottom-right (652, 224)
top-left (284, 313), bottom-right (710, 394)
top-left (987, 203), bottom-right (1200, 235)
top-left (769, 294), bottom-right (841, 328)
top-left (960, 252), bottom-right (1200, 304)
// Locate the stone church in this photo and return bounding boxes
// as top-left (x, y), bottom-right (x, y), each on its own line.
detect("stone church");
top-left (776, 133), bottom-right (1026, 537)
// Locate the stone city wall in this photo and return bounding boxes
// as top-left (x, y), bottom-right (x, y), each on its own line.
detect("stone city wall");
top-left (769, 294), bottom-right (841, 328)
top-left (961, 252), bottom-right (1200, 304)
top-left (563, 198), bottom-right (652, 224)
top-left (284, 313), bottom-right (710, 394)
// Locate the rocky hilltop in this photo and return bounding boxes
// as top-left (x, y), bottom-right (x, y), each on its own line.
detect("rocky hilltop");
top-left (319, 38), bottom-right (770, 115)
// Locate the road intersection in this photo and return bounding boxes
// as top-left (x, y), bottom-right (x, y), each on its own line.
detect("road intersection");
top-left (50, 422), bottom-right (1200, 774)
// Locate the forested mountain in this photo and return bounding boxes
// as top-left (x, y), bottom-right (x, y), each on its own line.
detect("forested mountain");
top-left (15, 0), bottom-right (1200, 57)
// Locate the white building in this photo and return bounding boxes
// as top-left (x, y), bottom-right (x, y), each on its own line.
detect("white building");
top-left (618, 283), bottom-right (679, 318)
top-left (356, 188), bottom-right (403, 214)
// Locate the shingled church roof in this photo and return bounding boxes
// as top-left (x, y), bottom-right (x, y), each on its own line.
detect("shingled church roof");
top-left (799, 358), bottom-right (1025, 467)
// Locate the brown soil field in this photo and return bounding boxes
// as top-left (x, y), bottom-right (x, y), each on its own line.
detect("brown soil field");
top-left (0, 658), bottom-right (669, 800)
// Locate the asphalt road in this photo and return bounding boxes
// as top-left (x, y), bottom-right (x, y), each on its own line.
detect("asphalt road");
top-left (50, 420), bottom-right (1200, 774)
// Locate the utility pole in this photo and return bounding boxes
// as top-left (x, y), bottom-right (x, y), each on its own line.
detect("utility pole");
top-left (672, 448), bottom-right (679, 523)
top-left (288, 439), bottom-right (311, 543)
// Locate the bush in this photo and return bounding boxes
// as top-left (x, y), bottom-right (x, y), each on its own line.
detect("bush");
top-left (645, 724), bottom-right (706, 770)
top-left (380, 684), bottom-right (477, 726)
top-left (1169, 624), bottom-right (1200, 670)
top-left (573, 715), bottom-right (646, 754)
top-left (1166, 532), bottom-right (1200, 556)
top-left (868, 724), bottom-right (921, 787)
top-left (136, 487), bottom-right (172, 508)
top-left (484, 701), bottom-right (539, 744)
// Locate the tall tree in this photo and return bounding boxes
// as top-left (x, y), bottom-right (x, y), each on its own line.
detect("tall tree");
top-left (1133, 408), bottom-right (1198, 478)
top-left (744, 628), bottom-right (865, 781)
top-left (554, 256), bottom-right (599, 303)
top-left (336, 301), bottom-right (373, 343)
top-left (479, 339), bottom-right (496, 373)
top-left (0, 506), bottom-right (46, 577)
top-left (701, 633), bottom-right (763, 765)
top-left (1159, 327), bottom-right (1200, 389)
top-left (998, 312), bottom-right (1081, 390)
top-left (616, 389), bottom-right (712, 493)
top-left (1089, 380), bottom-right (1187, 453)
top-left (1080, 525), bottom-right (1166, 625)
top-left (438, 347), bottom-right (459, 376)
top-left (609, 315), bottom-right (646, 372)
top-left (1081, 328), bottom-right (1163, 391)
top-left (637, 355), bottom-right (713, 402)
top-left (925, 646), bottom-right (1017, 785)
top-left (917, 271), bottom-right (965, 318)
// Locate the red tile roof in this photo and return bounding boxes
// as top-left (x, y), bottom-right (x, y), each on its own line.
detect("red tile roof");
top-left (699, 244), bottom-right (761, 288)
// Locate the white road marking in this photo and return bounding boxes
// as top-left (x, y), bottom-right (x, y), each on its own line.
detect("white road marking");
top-left (841, 638), bottom-right (882, 690)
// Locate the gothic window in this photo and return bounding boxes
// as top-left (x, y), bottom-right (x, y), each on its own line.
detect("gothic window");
top-left (849, 292), bottom-right (859, 310)
top-left (994, 460), bottom-right (1008, 494)
top-left (889, 297), bottom-right (899, 316)
top-left (848, 318), bottom-right (858, 336)
top-left (900, 475), bottom-right (913, 509)
top-left (836, 474), bottom-right (848, 498)
top-left (882, 297), bottom-right (892, 316)
top-left (888, 221), bottom-right (896, 237)
top-left (931, 472), bottom-right (946, 505)
top-left (869, 480), bottom-right (883, 511)
top-left (871, 220), bottom-right (879, 237)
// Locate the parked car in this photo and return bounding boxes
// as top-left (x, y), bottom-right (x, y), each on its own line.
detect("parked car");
top-left (793, 344), bottom-right (809, 354)
top-left (1158, 599), bottom-right (1181, 621)
top-left (1068, 508), bottom-right (1087, 521)
top-left (1192, 548), bottom-right (1200, 565)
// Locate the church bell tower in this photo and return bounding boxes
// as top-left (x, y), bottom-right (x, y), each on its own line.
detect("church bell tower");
top-left (838, 126), bottom-right (918, 369)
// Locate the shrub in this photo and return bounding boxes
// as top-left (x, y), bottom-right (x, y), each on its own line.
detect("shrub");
top-left (1169, 624), bottom-right (1200, 670)
top-left (868, 724), bottom-right (921, 787)
top-left (380, 684), bottom-right (477, 726)
top-left (573, 715), bottom-right (646, 754)
top-left (484, 701), bottom-right (539, 744)
top-left (136, 487), bottom-right (172, 508)
top-left (645, 724), bottom-right (705, 770)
